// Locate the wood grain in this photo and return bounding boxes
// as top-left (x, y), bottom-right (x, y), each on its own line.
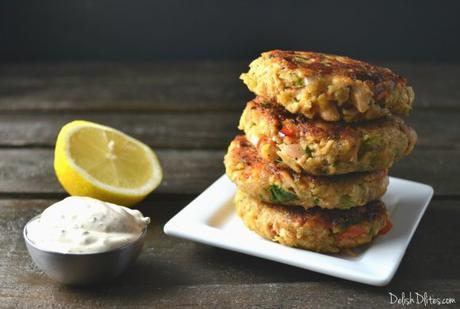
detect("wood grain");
top-left (0, 109), bottom-right (457, 149)
top-left (0, 62), bottom-right (458, 112)
top-left (0, 148), bottom-right (457, 196)
top-left (0, 112), bottom-right (240, 149)
top-left (0, 61), bottom-right (459, 308)
top-left (0, 62), bottom-right (250, 112)
top-left (0, 149), bottom-right (225, 195)
top-left (1, 198), bottom-right (458, 308)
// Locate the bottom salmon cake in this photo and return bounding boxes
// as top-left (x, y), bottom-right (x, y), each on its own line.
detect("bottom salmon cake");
top-left (224, 135), bottom-right (388, 210)
top-left (235, 190), bottom-right (392, 253)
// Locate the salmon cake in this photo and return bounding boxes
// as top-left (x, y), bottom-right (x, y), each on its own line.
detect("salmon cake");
top-left (235, 190), bottom-right (392, 253)
top-left (224, 135), bottom-right (388, 209)
top-left (239, 98), bottom-right (417, 175)
top-left (240, 50), bottom-right (414, 122)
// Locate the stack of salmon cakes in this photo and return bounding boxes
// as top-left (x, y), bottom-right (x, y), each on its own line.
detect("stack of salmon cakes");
top-left (224, 50), bottom-right (417, 253)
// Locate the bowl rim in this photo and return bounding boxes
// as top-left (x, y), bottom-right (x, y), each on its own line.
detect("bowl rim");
top-left (23, 214), bottom-right (148, 256)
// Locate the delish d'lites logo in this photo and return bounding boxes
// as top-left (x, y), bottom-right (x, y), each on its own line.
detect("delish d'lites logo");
top-left (389, 292), bottom-right (456, 306)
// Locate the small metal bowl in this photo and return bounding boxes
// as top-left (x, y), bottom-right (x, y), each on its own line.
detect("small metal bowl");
top-left (23, 215), bottom-right (147, 285)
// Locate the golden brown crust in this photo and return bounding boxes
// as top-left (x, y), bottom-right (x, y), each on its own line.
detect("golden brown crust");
top-left (224, 135), bottom-right (389, 209)
top-left (267, 50), bottom-right (406, 86)
top-left (239, 98), bottom-right (417, 175)
top-left (235, 190), bottom-right (391, 253)
top-left (240, 50), bottom-right (415, 122)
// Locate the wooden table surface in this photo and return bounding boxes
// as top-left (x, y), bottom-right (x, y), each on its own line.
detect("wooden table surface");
top-left (0, 61), bottom-right (459, 308)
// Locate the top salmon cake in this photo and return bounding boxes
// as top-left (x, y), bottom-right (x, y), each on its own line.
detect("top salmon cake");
top-left (240, 50), bottom-right (414, 122)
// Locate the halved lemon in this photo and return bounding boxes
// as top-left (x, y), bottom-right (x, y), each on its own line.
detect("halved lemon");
top-left (54, 120), bottom-right (163, 206)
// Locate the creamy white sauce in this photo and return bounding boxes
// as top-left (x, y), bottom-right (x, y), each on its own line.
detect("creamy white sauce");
top-left (26, 196), bottom-right (150, 254)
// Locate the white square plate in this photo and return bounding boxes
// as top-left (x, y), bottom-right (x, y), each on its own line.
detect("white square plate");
top-left (164, 175), bottom-right (433, 286)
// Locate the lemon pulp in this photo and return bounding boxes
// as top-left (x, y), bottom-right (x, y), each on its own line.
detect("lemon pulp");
top-left (54, 120), bottom-right (162, 206)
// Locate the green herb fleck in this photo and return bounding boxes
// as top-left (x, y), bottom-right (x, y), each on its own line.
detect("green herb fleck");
top-left (292, 78), bottom-right (304, 88)
top-left (362, 134), bottom-right (381, 150)
top-left (260, 102), bottom-right (272, 108)
top-left (358, 134), bottom-right (381, 160)
top-left (288, 72), bottom-right (304, 88)
top-left (292, 56), bottom-right (309, 64)
top-left (304, 146), bottom-right (314, 157)
top-left (369, 154), bottom-right (381, 169)
top-left (335, 213), bottom-right (363, 228)
top-left (393, 148), bottom-right (401, 159)
top-left (368, 226), bottom-right (375, 236)
top-left (313, 197), bottom-right (320, 206)
top-left (339, 195), bottom-right (355, 209)
top-left (268, 185), bottom-right (298, 203)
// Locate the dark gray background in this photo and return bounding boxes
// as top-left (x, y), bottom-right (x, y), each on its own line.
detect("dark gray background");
top-left (1, 0), bottom-right (459, 62)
